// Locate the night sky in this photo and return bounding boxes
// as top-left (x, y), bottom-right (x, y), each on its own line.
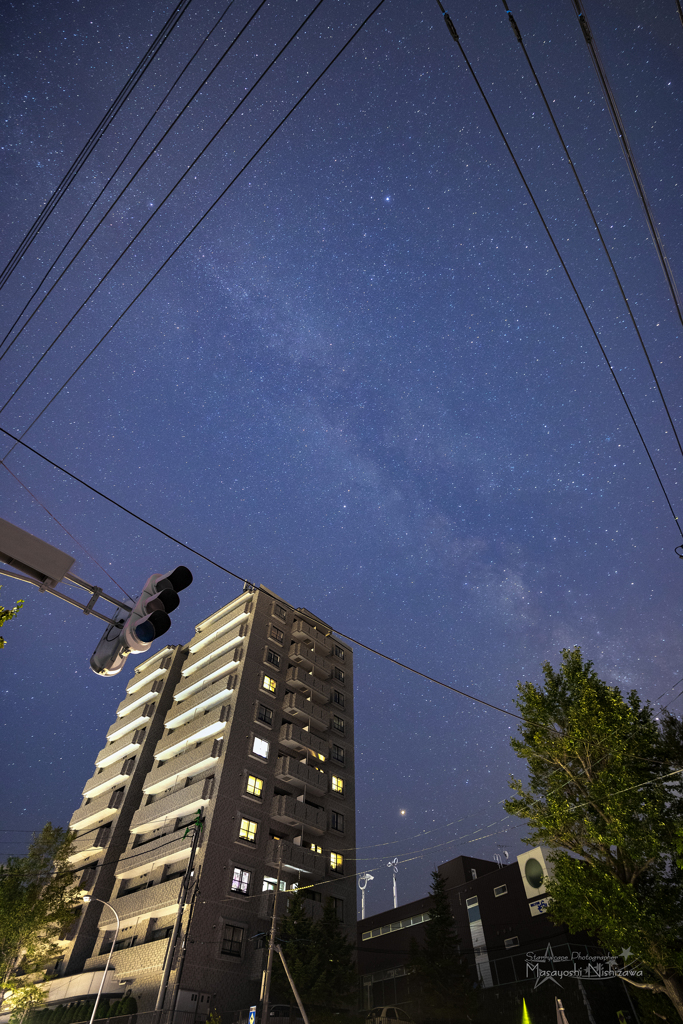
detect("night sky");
top-left (1, 0), bottom-right (682, 918)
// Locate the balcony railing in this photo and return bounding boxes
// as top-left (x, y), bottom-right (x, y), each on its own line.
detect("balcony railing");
top-left (154, 704), bottom-right (229, 761)
top-left (266, 839), bottom-right (326, 878)
top-left (289, 644), bottom-right (332, 681)
top-left (116, 681), bottom-right (163, 720)
top-left (279, 723), bottom-right (326, 759)
top-left (270, 794), bottom-right (325, 835)
top-left (70, 789), bottom-right (123, 831)
top-left (275, 756), bottom-right (326, 795)
top-left (166, 676), bottom-right (234, 730)
top-left (67, 825), bottom-right (111, 864)
top-left (285, 666), bottom-right (330, 704)
top-left (104, 876), bottom-right (183, 924)
top-left (82, 758), bottom-right (134, 799)
top-left (283, 692), bottom-right (328, 732)
top-left (143, 737), bottom-right (222, 795)
top-left (95, 730), bottom-right (145, 769)
top-left (291, 619), bottom-right (333, 654)
top-left (116, 829), bottom-right (195, 880)
top-left (130, 776), bottom-right (213, 834)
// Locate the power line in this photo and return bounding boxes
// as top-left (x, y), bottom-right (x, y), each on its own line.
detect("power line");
top-left (0, 0), bottom-right (238, 361)
top-left (500, 0), bottom-right (683, 462)
top-left (569, 0), bottom-right (683, 333)
top-left (0, 0), bottom-right (196, 292)
top-left (0, 0), bottom-right (389, 464)
top-left (434, 1), bottom-right (683, 541)
top-left (0, 0), bottom-right (271, 384)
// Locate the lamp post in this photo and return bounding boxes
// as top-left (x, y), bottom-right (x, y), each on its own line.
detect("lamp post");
top-left (387, 858), bottom-right (399, 909)
top-left (83, 896), bottom-right (120, 1024)
top-left (358, 872), bottom-right (374, 920)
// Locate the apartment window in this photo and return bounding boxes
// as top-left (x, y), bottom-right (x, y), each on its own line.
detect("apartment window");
top-left (263, 876), bottom-right (287, 892)
top-left (266, 649), bottom-right (281, 669)
top-left (333, 690), bottom-right (345, 708)
top-left (238, 818), bottom-right (258, 843)
top-left (113, 936), bottom-right (135, 951)
top-left (246, 775), bottom-right (264, 799)
top-left (332, 897), bottom-right (344, 922)
top-left (334, 645), bottom-right (345, 660)
top-left (257, 704), bottom-right (273, 726)
top-left (504, 936), bottom-right (519, 949)
top-left (333, 667), bottom-right (344, 682)
top-left (273, 604), bottom-right (287, 621)
top-left (269, 625), bottom-right (284, 643)
top-left (262, 674), bottom-right (277, 694)
top-left (331, 775), bottom-right (344, 795)
top-left (221, 924), bottom-right (244, 957)
top-left (252, 736), bottom-right (270, 760)
top-left (231, 868), bottom-right (251, 894)
top-left (494, 884), bottom-right (508, 897)
top-left (331, 811), bottom-right (345, 832)
top-left (151, 925), bottom-right (173, 941)
top-left (330, 852), bottom-right (343, 874)
top-left (309, 843), bottom-right (323, 854)
top-left (331, 744), bottom-right (345, 764)
top-left (332, 715), bottom-right (345, 734)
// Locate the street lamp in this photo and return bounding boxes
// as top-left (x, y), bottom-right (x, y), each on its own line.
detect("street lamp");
top-left (387, 858), bottom-right (399, 909)
top-left (82, 896), bottom-right (120, 1024)
top-left (358, 872), bottom-right (374, 920)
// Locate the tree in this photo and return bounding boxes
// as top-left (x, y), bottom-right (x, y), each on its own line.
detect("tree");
top-left (0, 586), bottom-right (24, 649)
top-left (0, 825), bottom-right (81, 1012)
top-left (271, 890), bottom-right (355, 1014)
top-left (505, 648), bottom-right (683, 1020)
top-left (408, 870), bottom-right (476, 1022)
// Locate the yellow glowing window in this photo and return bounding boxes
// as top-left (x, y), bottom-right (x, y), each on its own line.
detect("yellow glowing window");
top-left (246, 776), bottom-right (263, 799)
top-left (262, 675), bottom-right (277, 693)
top-left (330, 852), bottom-right (343, 873)
top-left (331, 775), bottom-right (344, 795)
top-left (310, 843), bottom-right (322, 854)
top-left (239, 818), bottom-right (258, 843)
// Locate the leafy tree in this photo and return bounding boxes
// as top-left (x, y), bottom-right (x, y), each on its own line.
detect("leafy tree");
top-left (271, 890), bottom-right (355, 1014)
top-left (0, 587), bottom-right (24, 649)
top-left (505, 648), bottom-right (683, 1020)
top-left (408, 870), bottom-right (476, 1022)
top-left (0, 825), bottom-right (81, 1012)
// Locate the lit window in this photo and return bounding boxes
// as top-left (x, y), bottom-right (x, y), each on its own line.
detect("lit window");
top-left (239, 818), bottom-right (258, 843)
top-left (221, 924), bottom-right (244, 957)
top-left (274, 604), bottom-right (287, 621)
top-left (333, 690), bottom-right (345, 708)
top-left (231, 868), bottom-right (251, 894)
top-left (331, 775), bottom-right (344, 795)
top-left (269, 625), bottom-right (284, 643)
top-left (257, 704), bottom-right (273, 726)
top-left (504, 936), bottom-right (519, 949)
top-left (332, 744), bottom-right (345, 764)
top-left (334, 645), bottom-right (345, 660)
top-left (333, 666), bottom-right (344, 682)
top-left (252, 736), bottom-right (269, 759)
top-left (246, 775), bottom-right (263, 799)
top-left (262, 876), bottom-right (287, 892)
top-left (330, 852), bottom-right (343, 873)
top-left (266, 649), bottom-right (281, 668)
top-left (331, 811), bottom-right (344, 832)
top-left (262, 675), bottom-right (277, 694)
top-left (494, 884), bottom-right (508, 897)
top-left (332, 715), bottom-right (345, 734)
top-left (309, 843), bottom-right (323, 854)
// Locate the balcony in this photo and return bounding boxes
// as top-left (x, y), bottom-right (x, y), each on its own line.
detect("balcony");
top-left (291, 619), bottom-right (333, 654)
top-left (125, 648), bottom-right (173, 694)
top-left (188, 609), bottom-right (250, 654)
top-left (106, 704), bottom-right (154, 743)
top-left (143, 737), bottom-right (222, 795)
top-left (166, 676), bottom-right (234, 729)
top-left (67, 825), bottom-right (111, 865)
top-left (95, 729), bottom-right (145, 769)
top-left (107, 876), bottom-right (182, 925)
top-left (275, 756), bottom-right (326, 795)
top-left (116, 681), bottom-right (163, 720)
top-left (82, 758), bottom-right (134, 799)
top-left (154, 704), bottom-right (229, 762)
top-left (266, 839), bottom-right (326, 878)
top-left (283, 692), bottom-right (328, 733)
top-left (289, 644), bottom-right (332, 681)
top-left (270, 795), bottom-right (325, 835)
top-left (130, 776), bottom-right (213, 834)
top-left (279, 723), bottom-right (326, 760)
top-left (70, 789), bottom-right (123, 832)
top-left (116, 829), bottom-right (194, 879)
top-left (85, 937), bottom-right (167, 974)
top-left (285, 666), bottom-right (330, 704)
top-left (181, 627), bottom-right (245, 680)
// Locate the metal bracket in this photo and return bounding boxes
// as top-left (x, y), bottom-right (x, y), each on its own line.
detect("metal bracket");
top-left (0, 568), bottom-right (128, 626)
top-left (83, 587), bottom-right (103, 615)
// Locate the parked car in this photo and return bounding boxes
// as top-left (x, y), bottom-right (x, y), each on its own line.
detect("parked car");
top-left (366, 1007), bottom-right (414, 1024)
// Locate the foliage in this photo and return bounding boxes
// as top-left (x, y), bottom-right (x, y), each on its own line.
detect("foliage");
top-left (0, 586), bottom-right (24, 649)
top-left (205, 1009), bottom-right (222, 1024)
top-left (6, 980), bottom-right (46, 1024)
top-left (271, 890), bottom-right (356, 1013)
top-left (0, 824), bottom-right (81, 1007)
top-left (408, 870), bottom-right (477, 1022)
top-left (505, 648), bottom-right (683, 1020)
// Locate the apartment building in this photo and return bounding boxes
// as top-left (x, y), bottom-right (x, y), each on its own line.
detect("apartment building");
top-left (58, 585), bottom-right (356, 1019)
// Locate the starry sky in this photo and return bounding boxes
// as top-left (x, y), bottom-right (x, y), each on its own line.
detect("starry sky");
top-left (1, 0), bottom-right (682, 918)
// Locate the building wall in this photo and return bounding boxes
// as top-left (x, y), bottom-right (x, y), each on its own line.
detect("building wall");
top-left (59, 585), bottom-right (356, 1020)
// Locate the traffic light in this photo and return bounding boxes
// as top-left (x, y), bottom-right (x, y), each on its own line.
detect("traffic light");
top-left (90, 566), bottom-right (193, 676)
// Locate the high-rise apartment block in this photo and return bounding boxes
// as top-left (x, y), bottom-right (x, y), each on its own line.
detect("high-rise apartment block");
top-left (59, 585), bottom-right (356, 1019)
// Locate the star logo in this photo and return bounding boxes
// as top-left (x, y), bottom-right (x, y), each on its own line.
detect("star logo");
top-left (620, 947), bottom-right (633, 964)
top-left (530, 944), bottom-right (563, 989)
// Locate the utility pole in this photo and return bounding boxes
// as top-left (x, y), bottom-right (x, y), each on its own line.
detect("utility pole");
top-left (275, 945), bottom-right (310, 1024)
top-left (154, 813), bottom-right (203, 1020)
top-left (261, 856), bottom-right (282, 1024)
top-left (358, 872), bottom-right (374, 919)
top-left (168, 876), bottom-right (201, 1019)
top-left (387, 858), bottom-right (399, 909)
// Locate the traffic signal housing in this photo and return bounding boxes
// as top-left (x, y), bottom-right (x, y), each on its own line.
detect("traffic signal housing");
top-left (90, 565), bottom-right (193, 676)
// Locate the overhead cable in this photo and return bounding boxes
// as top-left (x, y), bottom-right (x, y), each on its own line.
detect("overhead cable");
top-left (0, 0), bottom-right (238, 362)
top-left (0, 0), bottom-right (195, 292)
top-left (434, 1), bottom-right (683, 541)
top-left (569, 0), bottom-right (683, 332)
